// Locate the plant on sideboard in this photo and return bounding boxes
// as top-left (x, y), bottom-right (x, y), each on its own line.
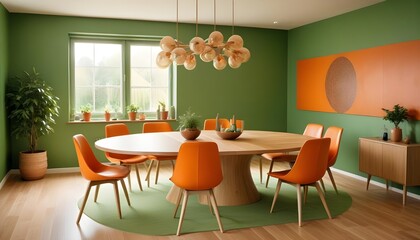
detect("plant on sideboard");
top-left (6, 67), bottom-right (60, 180)
top-left (382, 104), bottom-right (408, 142)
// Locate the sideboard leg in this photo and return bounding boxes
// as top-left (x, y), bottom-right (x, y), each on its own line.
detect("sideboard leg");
top-left (366, 174), bottom-right (371, 190)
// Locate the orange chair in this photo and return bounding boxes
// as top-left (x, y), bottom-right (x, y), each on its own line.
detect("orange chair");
top-left (229, 119), bottom-right (244, 131)
top-left (73, 134), bottom-right (131, 224)
top-left (142, 122), bottom-right (176, 186)
top-left (203, 118), bottom-right (230, 130)
top-left (320, 126), bottom-right (344, 194)
top-left (170, 141), bottom-right (224, 235)
top-left (105, 123), bottom-right (150, 191)
top-left (262, 123), bottom-right (324, 187)
top-left (269, 138), bottom-right (332, 227)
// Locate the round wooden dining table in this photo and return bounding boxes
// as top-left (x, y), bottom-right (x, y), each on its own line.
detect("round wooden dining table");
top-left (95, 130), bottom-right (312, 206)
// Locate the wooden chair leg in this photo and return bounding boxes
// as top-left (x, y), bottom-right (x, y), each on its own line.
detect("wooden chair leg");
top-left (327, 168), bottom-right (338, 194)
top-left (315, 182), bottom-right (332, 220)
top-left (320, 178), bottom-right (326, 193)
top-left (176, 190), bottom-right (189, 236)
top-left (296, 184), bottom-right (303, 227)
top-left (120, 179), bottom-right (131, 206)
top-left (134, 164), bottom-right (143, 191)
top-left (127, 165), bottom-right (132, 191)
top-left (209, 189), bottom-right (224, 233)
top-left (303, 185), bottom-right (308, 204)
top-left (270, 180), bottom-right (282, 213)
top-left (112, 181), bottom-right (122, 219)
top-left (155, 161), bottom-right (161, 185)
top-left (145, 160), bottom-right (155, 187)
top-left (259, 157), bottom-right (263, 184)
top-left (173, 190), bottom-right (183, 218)
top-left (94, 185), bottom-right (100, 202)
top-left (77, 182), bottom-right (93, 224)
top-left (265, 160), bottom-right (275, 188)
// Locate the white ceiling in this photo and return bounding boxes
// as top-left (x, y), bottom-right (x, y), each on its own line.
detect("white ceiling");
top-left (1, 0), bottom-right (384, 30)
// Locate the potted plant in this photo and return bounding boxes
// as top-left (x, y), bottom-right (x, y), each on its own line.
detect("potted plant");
top-left (159, 101), bottom-right (168, 120)
top-left (126, 103), bottom-right (139, 120)
top-left (6, 68), bottom-right (60, 180)
top-left (178, 108), bottom-right (201, 140)
top-left (104, 105), bottom-right (112, 121)
top-left (382, 104), bottom-right (408, 142)
top-left (80, 104), bottom-right (92, 122)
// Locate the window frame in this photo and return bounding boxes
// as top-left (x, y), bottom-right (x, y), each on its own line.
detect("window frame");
top-left (69, 33), bottom-right (176, 121)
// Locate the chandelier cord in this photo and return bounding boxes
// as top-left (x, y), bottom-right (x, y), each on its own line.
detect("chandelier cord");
top-left (213, 0), bottom-right (216, 31)
top-left (232, 0), bottom-right (235, 35)
top-left (195, 0), bottom-right (198, 36)
top-left (176, 0), bottom-right (179, 41)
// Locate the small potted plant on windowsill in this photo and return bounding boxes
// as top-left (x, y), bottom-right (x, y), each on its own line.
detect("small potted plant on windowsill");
top-left (382, 104), bottom-right (408, 142)
top-left (126, 103), bottom-right (139, 121)
top-left (80, 104), bottom-right (92, 122)
top-left (104, 105), bottom-right (112, 121)
top-left (159, 101), bottom-right (168, 120)
top-left (178, 108), bottom-right (201, 140)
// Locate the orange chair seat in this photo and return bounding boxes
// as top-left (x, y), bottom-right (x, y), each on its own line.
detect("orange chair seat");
top-left (262, 152), bottom-right (298, 162)
top-left (95, 166), bottom-right (130, 180)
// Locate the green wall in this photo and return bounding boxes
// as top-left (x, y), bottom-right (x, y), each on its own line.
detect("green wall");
top-left (287, 0), bottom-right (420, 194)
top-left (0, 3), bottom-right (9, 181)
top-left (7, 14), bottom-right (288, 169)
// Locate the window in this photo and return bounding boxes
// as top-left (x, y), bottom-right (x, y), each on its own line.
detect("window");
top-left (70, 35), bottom-right (175, 120)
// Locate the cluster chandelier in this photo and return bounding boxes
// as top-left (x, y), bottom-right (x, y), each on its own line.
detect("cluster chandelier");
top-left (156, 0), bottom-right (250, 70)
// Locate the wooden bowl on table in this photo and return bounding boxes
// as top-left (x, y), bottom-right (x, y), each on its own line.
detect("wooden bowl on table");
top-left (216, 131), bottom-right (242, 140)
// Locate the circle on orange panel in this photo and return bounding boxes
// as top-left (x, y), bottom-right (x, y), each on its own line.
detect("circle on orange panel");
top-left (325, 57), bottom-right (357, 113)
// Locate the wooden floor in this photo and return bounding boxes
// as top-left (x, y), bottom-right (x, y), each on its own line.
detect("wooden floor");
top-left (1, 158), bottom-right (420, 240)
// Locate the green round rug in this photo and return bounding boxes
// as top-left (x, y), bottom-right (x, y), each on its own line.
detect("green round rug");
top-left (78, 178), bottom-right (352, 236)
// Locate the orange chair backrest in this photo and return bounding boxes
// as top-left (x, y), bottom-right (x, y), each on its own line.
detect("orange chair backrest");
top-left (105, 123), bottom-right (133, 161)
top-left (171, 142), bottom-right (223, 191)
top-left (303, 123), bottom-right (324, 138)
top-left (203, 118), bottom-right (230, 130)
top-left (143, 122), bottom-right (173, 133)
top-left (283, 138), bottom-right (331, 185)
top-left (323, 126), bottom-right (343, 167)
top-left (105, 123), bottom-right (129, 137)
top-left (229, 119), bottom-right (244, 130)
top-left (73, 134), bottom-right (105, 181)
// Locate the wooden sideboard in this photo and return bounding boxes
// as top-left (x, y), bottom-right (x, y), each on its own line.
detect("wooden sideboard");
top-left (359, 137), bottom-right (420, 205)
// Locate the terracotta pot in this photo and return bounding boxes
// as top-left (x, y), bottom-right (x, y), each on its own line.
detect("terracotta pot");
top-left (82, 112), bottom-right (91, 122)
top-left (391, 127), bottom-right (402, 142)
top-left (161, 111), bottom-right (169, 120)
top-left (180, 128), bottom-right (201, 140)
top-left (139, 113), bottom-right (146, 120)
top-left (104, 112), bottom-right (111, 121)
top-left (128, 112), bottom-right (137, 121)
top-left (19, 151), bottom-right (48, 180)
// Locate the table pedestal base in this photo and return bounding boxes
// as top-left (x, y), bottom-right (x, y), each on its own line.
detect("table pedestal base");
top-left (166, 154), bottom-right (260, 206)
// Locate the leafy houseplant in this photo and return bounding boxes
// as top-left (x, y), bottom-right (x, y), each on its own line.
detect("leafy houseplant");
top-left (382, 104), bottom-right (408, 142)
top-left (178, 108), bottom-right (201, 140)
top-left (126, 103), bottom-right (139, 120)
top-left (7, 68), bottom-right (60, 180)
top-left (80, 104), bottom-right (92, 121)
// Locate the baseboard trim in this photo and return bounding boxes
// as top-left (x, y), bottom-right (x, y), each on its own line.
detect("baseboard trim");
top-left (331, 167), bottom-right (420, 201)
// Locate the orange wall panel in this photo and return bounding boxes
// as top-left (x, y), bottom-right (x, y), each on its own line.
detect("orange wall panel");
top-left (297, 40), bottom-right (420, 119)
